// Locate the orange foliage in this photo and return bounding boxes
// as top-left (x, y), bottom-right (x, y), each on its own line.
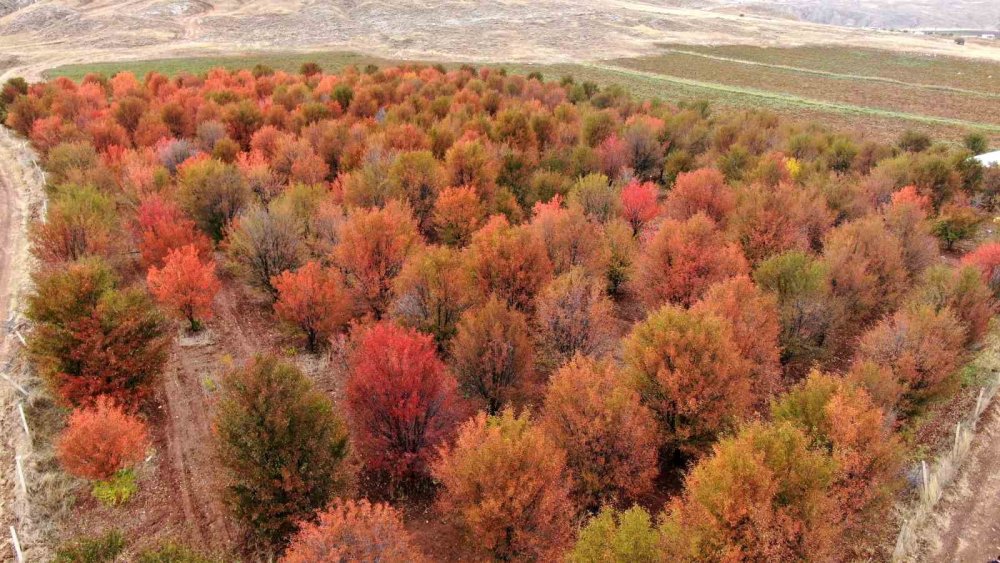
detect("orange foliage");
top-left (664, 168), bottom-right (736, 225)
top-left (635, 213), bottom-right (749, 309)
top-left (433, 410), bottom-right (575, 561)
top-left (465, 215), bottom-right (553, 311)
top-left (57, 396), bottom-right (149, 480)
top-left (147, 244), bottom-right (221, 331)
top-left (272, 261), bottom-right (351, 351)
top-left (282, 499), bottom-right (425, 563)
top-left (541, 356), bottom-right (659, 509)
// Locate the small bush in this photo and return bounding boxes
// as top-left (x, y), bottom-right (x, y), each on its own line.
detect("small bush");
top-left (54, 530), bottom-right (126, 563)
top-left (92, 468), bottom-right (138, 506)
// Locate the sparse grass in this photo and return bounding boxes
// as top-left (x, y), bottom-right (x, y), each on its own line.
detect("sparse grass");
top-left (53, 529), bottom-right (126, 563)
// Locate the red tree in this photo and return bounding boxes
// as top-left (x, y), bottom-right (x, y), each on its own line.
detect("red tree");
top-left (346, 322), bottom-right (462, 483)
top-left (962, 242), bottom-right (1000, 296)
top-left (333, 201), bottom-right (422, 319)
top-left (57, 396), bottom-right (150, 480)
top-left (147, 244), bottom-right (221, 331)
top-left (619, 179), bottom-right (659, 235)
top-left (272, 261), bottom-right (352, 351)
top-left (465, 215), bottom-right (553, 311)
top-left (135, 194), bottom-right (213, 269)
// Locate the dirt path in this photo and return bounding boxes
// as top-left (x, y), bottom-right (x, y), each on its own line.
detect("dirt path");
top-left (0, 126), bottom-right (47, 560)
top-left (921, 396), bottom-right (1000, 561)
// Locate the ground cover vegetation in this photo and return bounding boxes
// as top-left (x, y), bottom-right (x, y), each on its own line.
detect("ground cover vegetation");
top-left (4, 59), bottom-right (1000, 560)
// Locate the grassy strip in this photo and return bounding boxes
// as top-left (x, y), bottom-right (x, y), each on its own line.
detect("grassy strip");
top-left (583, 63), bottom-right (1000, 133)
top-left (655, 48), bottom-right (1000, 99)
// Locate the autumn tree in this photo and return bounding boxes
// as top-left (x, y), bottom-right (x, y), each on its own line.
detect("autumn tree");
top-left (772, 371), bottom-right (903, 552)
top-left (882, 186), bottom-right (937, 279)
top-left (569, 506), bottom-right (662, 563)
top-left (431, 185), bottom-right (484, 246)
top-left (177, 157), bottom-right (250, 240)
top-left (346, 322), bottom-right (461, 484)
top-left (215, 355), bottom-right (350, 546)
top-left (534, 267), bottom-right (616, 366)
top-left (449, 296), bottom-right (535, 414)
top-left (464, 215), bottom-right (553, 311)
top-left (541, 356), bottom-right (659, 509)
top-left (661, 421), bottom-right (839, 561)
top-left (753, 251), bottom-right (835, 379)
top-left (225, 205), bottom-right (304, 298)
top-left (619, 179), bottom-right (659, 235)
top-left (635, 213), bottom-right (749, 309)
top-left (432, 410), bottom-right (575, 561)
top-left (693, 276), bottom-right (782, 404)
top-left (623, 305), bottom-right (755, 458)
top-left (854, 304), bottom-right (965, 414)
top-left (529, 198), bottom-right (608, 275)
top-left (390, 245), bottom-right (473, 344)
top-left (909, 264), bottom-right (994, 347)
top-left (271, 261), bottom-right (351, 351)
top-left (147, 244), bottom-right (221, 331)
top-left (663, 168), bottom-right (735, 225)
top-left (281, 499), bottom-right (425, 563)
top-left (27, 259), bottom-right (169, 408)
top-left (135, 194), bottom-right (213, 269)
top-left (333, 201), bottom-right (422, 319)
top-left (962, 242), bottom-right (1000, 296)
top-left (729, 181), bottom-right (831, 266)
top-left (31, 185), bottom-right (121, 263)
top-left (57, 396), bottom-right (150, 480)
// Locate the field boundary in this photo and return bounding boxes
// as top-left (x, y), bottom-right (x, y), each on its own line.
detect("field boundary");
top-left (654, 48), bottom-right (1000, 99)
top-left (584, 62), bottom-right (1000, 133)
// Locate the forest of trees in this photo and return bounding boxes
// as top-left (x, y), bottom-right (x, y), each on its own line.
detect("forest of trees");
top-left (3, 60), bottom-right (999, 560)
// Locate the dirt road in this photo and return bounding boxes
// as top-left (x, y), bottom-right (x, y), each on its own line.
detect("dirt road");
top-left (920, 396), bottom-right (1000, 561)
top-left (0, 126), bottom-right (46, 560)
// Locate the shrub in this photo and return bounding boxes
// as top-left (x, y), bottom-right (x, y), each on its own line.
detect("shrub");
top-left (135, 194), bottom-right (213, 269)
top-left (464, 214), bottom-right (553, 311)
top-left (225, 205), bottom-right (304, 298)
top-left (619, 179), bottom-right (659, 235)
top-left (541, 356), bottom-right (659, 508)
top-left (282, 499), bottom-right (425, 562)
top-left (136, 541), bottom-right (218, 563)
top-left (215, 355), bottom-right (350, 546)
top-left (854, 305), bottom-right (965, 414)
top-left (346, 322), bottom-right (461, 483)
top-left (390, 245), bottom-right (473, 344)
top-left (772, 371), bottom-right (903, 552)
top-left (31, 185), bottom-right (121, 263)
top-left (962, 241), bottom-right (1000, 296)
top-left (534, 267), bottom-right (616, 365)
top-left (664, 168), bottom-right (735, 225)
top-left (177, 157), bottom-right (250, 240)
top-left (433, 410), bottom-right (575, 561)
top-left (432, 185), bottom-right (484, 246)
top-left (57, 397), bottom-right (149, 480)
top-left (54, 530), bottom-right (126, 563)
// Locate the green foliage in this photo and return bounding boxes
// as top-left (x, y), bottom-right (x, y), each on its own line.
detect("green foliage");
top-left (964, 132), bottom-right (989, 154)
top-left (54, 530), bottom-right (126, 563)
top-left (569, 506), bottom-right (662, 563)
top-left (215, 355), bottom-right (350, 546)
top-left (136, 542), bottom-right (220, 563)
top-left (92, 468), bottom-right (138, 506)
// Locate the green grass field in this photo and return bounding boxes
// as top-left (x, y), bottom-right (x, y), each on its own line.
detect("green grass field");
top-left (45, 46), bottom-right (1000, 146)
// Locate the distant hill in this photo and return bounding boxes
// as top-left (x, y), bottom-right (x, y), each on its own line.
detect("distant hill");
top-left (717, 0), bottom-right (1000, 30)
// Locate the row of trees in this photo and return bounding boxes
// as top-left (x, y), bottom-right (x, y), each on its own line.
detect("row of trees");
top-left (10, 61), bottom-right (997, 560)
